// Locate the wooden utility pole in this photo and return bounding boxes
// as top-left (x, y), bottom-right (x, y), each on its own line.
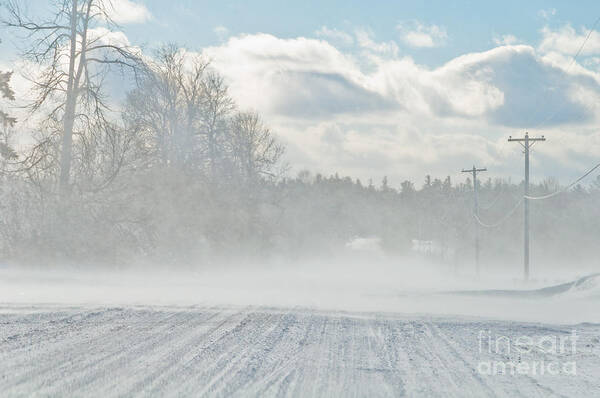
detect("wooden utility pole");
top-left (508, 132), bottom-right (546, 281)
top-left (462, 165), bottom-right (487, 277)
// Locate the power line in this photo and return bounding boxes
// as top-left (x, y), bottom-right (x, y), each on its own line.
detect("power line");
top-left (478, 190), bottom-right (503, 211)
top-left (468, 159), bottom-right (600, 224)
top-left (527, 16), bottom-right (600, 130)
top-left (473, 197), bottom-right (524, 228)
top-left (568, 17), bottom-right (600, 68)
top-left (525, 160), bottom-right (600, 200)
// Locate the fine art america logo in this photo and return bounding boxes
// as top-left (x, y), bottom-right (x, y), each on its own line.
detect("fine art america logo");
top-left (477, 330), bottom-right (577, 376)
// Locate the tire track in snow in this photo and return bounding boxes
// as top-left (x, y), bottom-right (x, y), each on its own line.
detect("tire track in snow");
top-left (1, 306), bottom-right (599, 397)
top-left (126, 309), bottom-right (250, 396)
top-left (71, 309), bottom-right (231, 396)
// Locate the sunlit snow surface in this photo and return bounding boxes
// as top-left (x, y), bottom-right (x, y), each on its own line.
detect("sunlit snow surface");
top-left (1, 261), bottom-right (599, 396)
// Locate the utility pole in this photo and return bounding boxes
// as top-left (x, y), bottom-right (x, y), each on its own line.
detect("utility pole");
top-left (462, 165), bottom-right (487, 277)
top-left (508, 132), bottom-right (546, 281)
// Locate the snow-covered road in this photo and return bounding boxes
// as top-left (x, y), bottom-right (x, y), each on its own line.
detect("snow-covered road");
top-left (1, 305), bottom-right (599, 397)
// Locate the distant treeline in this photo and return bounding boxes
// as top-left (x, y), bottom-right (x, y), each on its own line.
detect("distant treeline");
top-left (271, 172), bottom-right (600, 269)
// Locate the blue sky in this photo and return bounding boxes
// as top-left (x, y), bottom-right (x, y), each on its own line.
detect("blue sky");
top-left (120, 1), bottom-right (599, 64)
top-left (13, 1), bottom-right (599, 65)
top-left (2, 0), bottom-right (600, 185)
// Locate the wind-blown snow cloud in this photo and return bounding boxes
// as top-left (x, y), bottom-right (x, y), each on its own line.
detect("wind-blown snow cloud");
top-left (397, 21), bottom-right (448, 48)
top-left (201, 31), bottom-right (600, 183)
top-left (202, 33), bottom-right (393, 118)
top-left (205, 35), bottom-right (600, 125)
top-left (107, 0), bottom-right (152, 24)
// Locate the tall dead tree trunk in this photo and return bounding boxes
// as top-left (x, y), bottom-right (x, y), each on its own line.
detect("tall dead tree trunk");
top-left (4, 0), bottom-right (141, 196)
top-left (59, 0), bottom-right (79, 196)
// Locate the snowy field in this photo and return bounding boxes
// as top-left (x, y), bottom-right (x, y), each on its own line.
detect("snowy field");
top-left (1, 264), bottom-right (600, 397)
top-left (2, 306), bottom-right (600, 397)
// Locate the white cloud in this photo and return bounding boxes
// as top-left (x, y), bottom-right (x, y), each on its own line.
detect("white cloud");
top-left (214, 26), bottom-right (229, 42)
top-left (493, 34), bottom-right (520, 46)
top-left (584, 56), bottom-right (600, 70)
top-left (538, 8), bottom-right (557, 20)
top-left (202, 33), bottom-right (367, 115)
top-left (107, 0), bottom-right (152, 24)
top-left (201, 32), bottom-right (600, 183)
top-left (354, 28), bottom-right (399, 58)
top-left (205, 34), bottom-right (595, 125)
top-left (88, 27), bottom-right (132, 47)
top-left (315, 26), bottom-right (354, 46)
top-left (397, 21), bottom-right (448, 48)
top-left (539, 25), bottom-right (600, 56)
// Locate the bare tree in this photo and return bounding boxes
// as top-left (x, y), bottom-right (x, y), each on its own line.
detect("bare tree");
top-left (200, 72), bottom-right (234, 179)
top-left (3, 0), bottom-right (141, 196)
top-left (0, 69), bottom-right (17, 161)
top-left (228, 111), bottom-right (285, 182)
top-left (123, 45), bottom-right (209, 169)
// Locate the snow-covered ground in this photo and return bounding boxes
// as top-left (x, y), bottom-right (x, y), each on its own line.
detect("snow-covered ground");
top-left (1, 263), bottom-right (599, 396)
top-left (1, 306), bottom-right (599, 397)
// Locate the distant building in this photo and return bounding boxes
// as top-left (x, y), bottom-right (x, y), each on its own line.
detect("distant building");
top-left (411, 239), bottom-right (455, 262)
top-left (345, 237), bottom-right (383, 255)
